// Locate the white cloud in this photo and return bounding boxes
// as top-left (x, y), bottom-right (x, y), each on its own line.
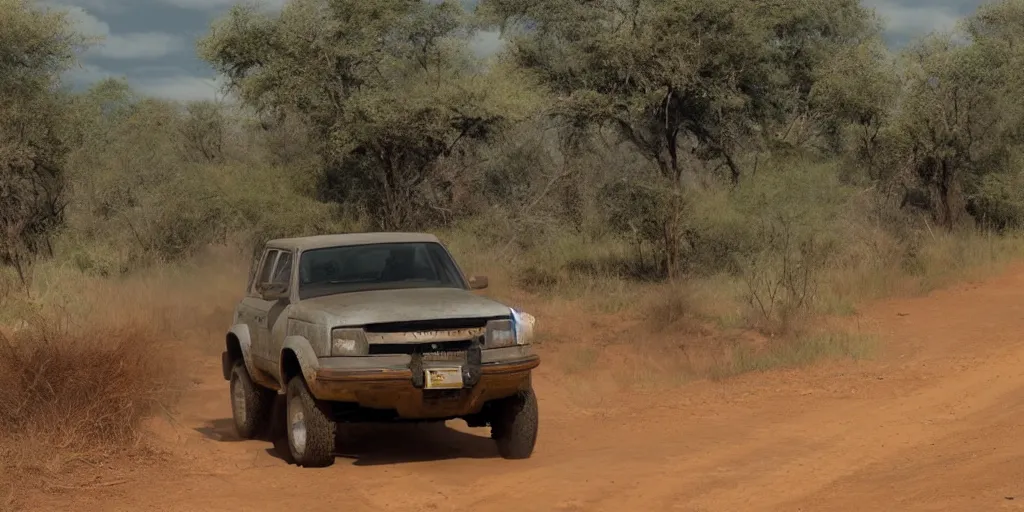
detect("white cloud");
top-left (134, 75), bottom-right (229, 102)
top-left (64, 62), bottom-right (114, 85)
top-left (470, 30), bottom-right (504, 58)
top-left (60, 62), bottom-right (229, 103)
top-left (100, 33), bottom-right (187, 59)
top-left (56, 5), bottom-right (186, 59)
top-left (42, 0), bottom-right (123, 13)
top-left (155, 0), bottom-right (286, 10)
top-left (865, 1), bottom-right (963, 37)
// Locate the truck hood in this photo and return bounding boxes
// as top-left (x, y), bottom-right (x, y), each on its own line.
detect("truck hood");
top-left (294, 287), bottom-right (512, 327)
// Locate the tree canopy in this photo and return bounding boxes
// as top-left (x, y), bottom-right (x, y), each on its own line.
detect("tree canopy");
top-left (478, 0), bottom-right (882, 184)
top-left (0, 0), bottom-right (82, 281)
top-left (8, 0), bottom-right (1024, 283)
top-left (199, 0), bottom-right (538, 229)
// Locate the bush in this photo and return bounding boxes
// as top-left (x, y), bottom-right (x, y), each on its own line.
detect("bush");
top-left (969, 168), bottom-right (1024, 231)
top-left (0, 316), bottom-right (175, 472)
top-left (61, 161), bottom-right (343, 276)
top-left (0, 250), bottom-right (247, 479)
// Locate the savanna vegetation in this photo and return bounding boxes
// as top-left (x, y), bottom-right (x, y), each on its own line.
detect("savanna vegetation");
top-left (5, 0), bottom-right (1024, 490)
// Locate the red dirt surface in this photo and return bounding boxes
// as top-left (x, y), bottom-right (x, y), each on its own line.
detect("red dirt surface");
top-left (20, 263), bottom-right (1024, 511)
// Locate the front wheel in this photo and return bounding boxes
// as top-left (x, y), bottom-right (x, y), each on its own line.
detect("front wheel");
top-left (285, 376), bottom-right (336, 467)
top-left (490, 388), bottom-right (539, 459)
top-left (230, 361), bottom-right (274, 439)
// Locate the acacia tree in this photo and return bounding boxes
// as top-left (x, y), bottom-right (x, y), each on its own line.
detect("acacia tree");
top-left (199, 0), bottom-right (536, 229)
top-left (479, 0), bottom-right (764, 186)
top-left (479, 0), bottom-right (878, 184)
top-left (886, 0), bottom-right (1024, 229)
top-left (478, 0), bottom-right (880, 274)
top-left (960, 0), bottom-right (1024, 229)
top-left (0, 0), bottom-right (81, 283)
top-left (807, 36), bottom-right (900, 181)
top-left (179, 101), bottom-right (226, 164)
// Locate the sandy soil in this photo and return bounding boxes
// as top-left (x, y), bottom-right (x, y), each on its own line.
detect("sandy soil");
top-left (20, 263), bottom-right (1024, 511)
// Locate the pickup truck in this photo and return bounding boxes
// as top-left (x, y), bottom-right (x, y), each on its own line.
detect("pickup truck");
top-left (222, 232), bottom-right (539, 467)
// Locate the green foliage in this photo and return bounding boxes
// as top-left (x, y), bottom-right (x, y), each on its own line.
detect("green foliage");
top-left (6, 0), bottom-right (1024, 298)
top-left (970, 166), bottom-right (1024, 231)
top-left (807, 36), bottom-right (900, 174)
top-left (888, 35), bottom-right (1007, 228)
top-left (56, 79), bottom-right (340, 276)
top-left (0, 0), bottom-right (84, 282)
top-left (180, 101), bottom-right (227, 164)
top-left (729, 161), bottom-right (855, 332)
top-left (474, 0), bottom-right (890, 277)
top-left (480, 0), bottom-right (879, 182)
top-left (199, 0), bottom-right (540, 229)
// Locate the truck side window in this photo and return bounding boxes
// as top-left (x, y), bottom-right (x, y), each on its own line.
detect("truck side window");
top-left (271, 251), bottom-right (293, 285)
top-left (257, 249), bottom-right (280, 288)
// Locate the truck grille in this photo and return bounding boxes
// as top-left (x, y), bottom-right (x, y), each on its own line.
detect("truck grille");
top-left (362, 317), bottom-right (504, 333)
top-left (368, 340), bottom-right (473, 361)
top-left (422, 349), bottom-right (468, 362)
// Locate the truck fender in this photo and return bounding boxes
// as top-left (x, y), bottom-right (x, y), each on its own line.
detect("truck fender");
top-left (225, 323), bottom-right (258, 381)
top-left (280, 335), bottom-right (321, 386)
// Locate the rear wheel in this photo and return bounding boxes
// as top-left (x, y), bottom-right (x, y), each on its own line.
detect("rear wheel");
top-left (285, 376), bottom-right (336, 467)
top-left (490, 388), bottom-right (539, 459)
top-left (230, 361), bottom-right (274, 439)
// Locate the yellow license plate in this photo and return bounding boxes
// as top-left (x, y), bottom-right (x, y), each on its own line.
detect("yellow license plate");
top-left (424, 367), bottom-right (464, 389)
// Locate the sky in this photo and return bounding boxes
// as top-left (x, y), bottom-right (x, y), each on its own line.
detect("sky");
top-left (47, 0), bottom-right (990, 103)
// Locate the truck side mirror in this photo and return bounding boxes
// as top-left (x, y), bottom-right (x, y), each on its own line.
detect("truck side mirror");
top-left (257, 281), bottom-right (289, 301)
top-left (468, 275), bottom-right (489, 290)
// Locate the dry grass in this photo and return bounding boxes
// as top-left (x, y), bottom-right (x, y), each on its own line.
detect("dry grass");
top-left (709, 330), bottom-right (878, 380)
top-left (0, 318), bottom-right (175, 473)
top-left (816, 229), bottom-right (1024, 315)
top-left (0, 244), bottom-right (249, 494)
top-left (2, 244), bottom-right (247, 351)
top-left (478, 224), bottom-right (1024, 401)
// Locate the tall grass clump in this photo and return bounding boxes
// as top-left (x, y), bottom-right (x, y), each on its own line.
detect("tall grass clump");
top-left (0, 246), bottom-right (252, 480)
top-left (0, 316), bottom-right (176, 474)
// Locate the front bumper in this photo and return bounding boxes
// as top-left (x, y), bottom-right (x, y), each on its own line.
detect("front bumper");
top-left (308, 350), bottom-right (539, 420)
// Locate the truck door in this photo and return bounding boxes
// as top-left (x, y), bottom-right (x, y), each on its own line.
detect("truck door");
top-left (264, 249), bottom-right (294, 369)
top-left (241, 248), bottom-right (280, 371)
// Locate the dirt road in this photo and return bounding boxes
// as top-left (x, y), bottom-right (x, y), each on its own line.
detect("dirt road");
top-left (27, 264), bottom-right (1024, 511)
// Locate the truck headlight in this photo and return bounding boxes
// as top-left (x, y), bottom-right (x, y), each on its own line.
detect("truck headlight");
top-left (331, 328), bottom-right (368, 356)
top-left (486, 310), bottom-right (536, 348)
top-left (512, 309), bottom-right (535, 345)
top-left (485, 319), bottom-right (516, 348)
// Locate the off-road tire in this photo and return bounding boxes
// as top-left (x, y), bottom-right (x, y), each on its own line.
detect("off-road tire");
top-left (490, 388), bottom-right (538, 459)
top-left (284, 376), bottom-right (336, 467)
top-left (230, 361), bottom-right (274, 439)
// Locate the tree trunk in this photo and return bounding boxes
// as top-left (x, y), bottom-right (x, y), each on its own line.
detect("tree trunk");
top-left (666, 126), bottom-right (680, 182)
top-left (723, 151), bottom-right (740, 185)
top-left (660, 188), bottom-right (685, 279)
top-left (937, 158), bottom-right (956, 230)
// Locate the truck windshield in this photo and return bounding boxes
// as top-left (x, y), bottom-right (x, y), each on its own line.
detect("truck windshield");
top-left (297, 242), bottom-right (466, 299)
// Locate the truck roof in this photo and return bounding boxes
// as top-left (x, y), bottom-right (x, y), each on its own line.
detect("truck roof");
top-left (266, 232), bottom-right (441, 252)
